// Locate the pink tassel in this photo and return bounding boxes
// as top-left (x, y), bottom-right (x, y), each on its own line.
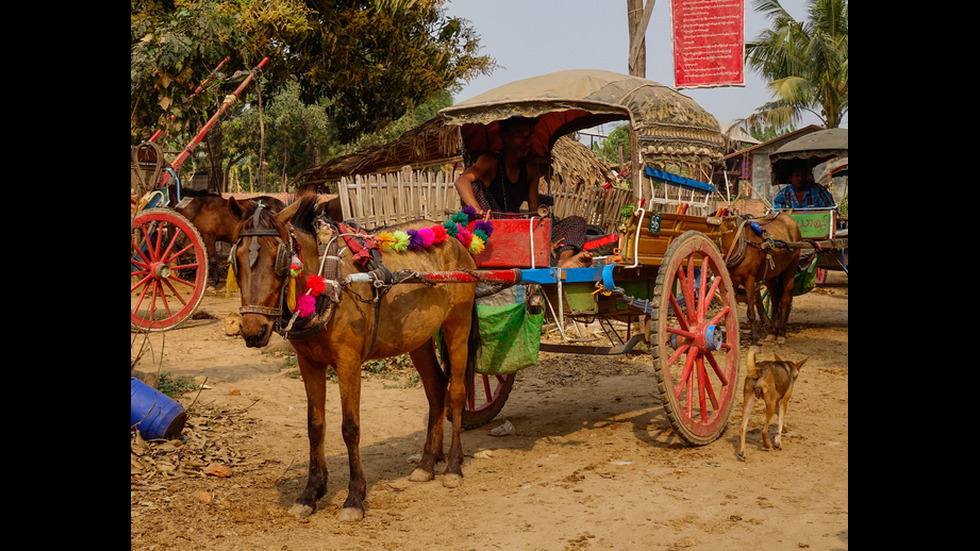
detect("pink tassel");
top-left (296, 294), bottom-right (316, 318)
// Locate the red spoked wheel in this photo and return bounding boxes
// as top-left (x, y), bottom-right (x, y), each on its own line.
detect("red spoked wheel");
top-left (651, 231), bottom-right (740, 445)
top-left (462, 372), bottom-right (515, 430)
top-left (131, 208), bottom-right (209, 331)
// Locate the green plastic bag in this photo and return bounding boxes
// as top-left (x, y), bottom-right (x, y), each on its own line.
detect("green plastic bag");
top-left (793, 255), bottom-right (819, 296)
top-left (475, 302), bottom-right (543, 375)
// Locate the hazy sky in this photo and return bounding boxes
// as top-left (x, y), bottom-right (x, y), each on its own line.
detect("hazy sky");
top-left (443, 0), bottom-right (846, 132)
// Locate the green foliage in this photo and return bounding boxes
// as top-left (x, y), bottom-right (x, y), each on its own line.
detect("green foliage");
top-left (744, 0), bottom-right (847, 130)
top-left (156, 372), bottom-right (199, 398)
top-left (132, 0), bottom-right (496, 193)
top-left (132, 0), bottom-right (496, 145)
top-left (591, 124), bottom-right (631, 165)
top-left (221, 78), bottom-right (342, 191)
top-left (342, 89), bottom-right (454, 153)
top-left (131, 0), bottom-right (256, 141)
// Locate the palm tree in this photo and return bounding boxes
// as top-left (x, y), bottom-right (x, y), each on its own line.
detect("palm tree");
top-left (744, 0), bottom-right (848, 130)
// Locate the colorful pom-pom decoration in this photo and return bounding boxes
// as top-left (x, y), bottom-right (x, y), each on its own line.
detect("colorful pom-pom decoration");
top-left (469, 234), bottom-right (485, 254)
top-left (474, 219), bottom-right (494, 237)
top-left (418, 227), bottom-right (436, 248)
top-left (390, 230), bottom-right (410, 252)
top-left (290, 257), bottom-right (303, 278)
top-left (375, 231), bottom-right (395, 250)
top-left (450, 210), bottom-right (469, 225)
top-left (431, 224), bottom-right (448, 243)
top-left (295, 294), bottom-right (316, 318)
top-left (306, 274), bottom-right (327, 297)
top-left (347, 210), bottom-right (491, 260)
top-left (407, 229), bottom-right (426, 250)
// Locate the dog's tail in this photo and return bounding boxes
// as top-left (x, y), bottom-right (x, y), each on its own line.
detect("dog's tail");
top-left (746, 346), bottom-right (759, 379)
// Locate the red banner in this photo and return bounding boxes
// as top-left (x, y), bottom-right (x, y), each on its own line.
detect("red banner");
top-left (671, 0), bottom-right (745, 89)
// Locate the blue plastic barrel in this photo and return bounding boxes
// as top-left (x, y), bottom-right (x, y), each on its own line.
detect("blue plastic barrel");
top-left (131, 377), bottom-right (187, 440)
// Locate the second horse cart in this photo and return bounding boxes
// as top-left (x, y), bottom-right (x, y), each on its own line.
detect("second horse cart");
top-left (131, 58), bottom-right (268, 331)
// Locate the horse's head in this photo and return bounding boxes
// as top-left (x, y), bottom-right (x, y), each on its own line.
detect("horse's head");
top-left (716, 216), bottom-right (743, 256)
top-left (230, 198), bottom-right (318, 347)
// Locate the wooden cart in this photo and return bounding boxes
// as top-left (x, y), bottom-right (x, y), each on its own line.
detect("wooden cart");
top-left (130, 58), bottom-right (268, 331)
top-left (339, 70), bottom-right (742, 445)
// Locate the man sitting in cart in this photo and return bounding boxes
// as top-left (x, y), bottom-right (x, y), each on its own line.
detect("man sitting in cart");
top-left (773, 159), bottom-right (836, 211)
top-left (454, 116), bottom-right (593, 268)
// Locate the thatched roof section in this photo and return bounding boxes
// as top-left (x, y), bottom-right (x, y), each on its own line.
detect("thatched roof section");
top-left (295, 116), bottom-right (618, 190)
top-left (548, 135), bottom-right (617, 189)
top-left (295, 116), bottom-right (462, 186)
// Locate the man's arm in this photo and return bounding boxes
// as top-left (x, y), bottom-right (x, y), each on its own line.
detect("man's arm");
top-left (454, 154), bottom-right (497, 216)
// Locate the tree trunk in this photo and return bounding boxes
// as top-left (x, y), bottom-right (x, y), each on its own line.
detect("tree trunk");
top-left (206, 122), bottom-right (224, 193)
top-left (627, 0), bottom-right (656, 78)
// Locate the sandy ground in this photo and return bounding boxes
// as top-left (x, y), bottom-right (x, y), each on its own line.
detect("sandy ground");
top-left (131, 273), bottom-right (847, 551)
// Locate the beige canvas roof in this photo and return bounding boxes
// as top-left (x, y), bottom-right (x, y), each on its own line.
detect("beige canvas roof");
top-left (440, 69), bottom-right (724, 159)
top-left (296, 69), bottom-right (725, 186)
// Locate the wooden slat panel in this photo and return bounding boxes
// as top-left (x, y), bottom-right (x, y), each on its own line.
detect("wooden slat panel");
top-left (339, 169), bottom-right (464, 228)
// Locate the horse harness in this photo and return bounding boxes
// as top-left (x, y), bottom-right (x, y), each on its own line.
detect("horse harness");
top-left (229, 202), bottom-right (297, 318)
top-left (231, 205), bottom-right (410, 359)
top-left (719, 214), bottom-right (788, 278)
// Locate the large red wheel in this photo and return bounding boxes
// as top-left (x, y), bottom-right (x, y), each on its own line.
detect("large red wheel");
top-left (131, 208), bottom-right (209, 331)
top-left (650, 231), bottom-right (740, 445)
top-left (462, 372), bottom-right (515, 430)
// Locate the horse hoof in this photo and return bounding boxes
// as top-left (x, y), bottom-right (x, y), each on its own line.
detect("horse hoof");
top-left (443, 473), bottom-right (463, 489)
top-left (737, 451), bottom-right (746, 462)
top-left (763, 334), bottom-right (776, 342)
top-left (289, 503), bottom-right (315, 517)
top-left (776, 336), bottom-right (787, 344)
top-left (338, 507), bottom-right (364, 522)
top-left (409, 467), bottom-right (434, 482)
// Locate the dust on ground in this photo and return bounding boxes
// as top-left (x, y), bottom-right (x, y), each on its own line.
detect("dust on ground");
top-left (131, 273), bottom-right (847, 551)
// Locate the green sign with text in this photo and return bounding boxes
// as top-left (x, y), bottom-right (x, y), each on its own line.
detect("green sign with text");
top-left (789, 211), bottom-right (833, 238)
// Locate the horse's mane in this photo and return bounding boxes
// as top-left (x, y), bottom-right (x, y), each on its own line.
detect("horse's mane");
top-left (289, 197), bottom-right (320, 236)
top-left (237, 200), bottom-right (287, 234)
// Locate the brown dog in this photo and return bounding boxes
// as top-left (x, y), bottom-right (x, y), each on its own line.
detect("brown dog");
top-left (737, 347), bottom-right (806, 461)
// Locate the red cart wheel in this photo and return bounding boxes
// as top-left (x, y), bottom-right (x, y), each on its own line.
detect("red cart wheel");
top-left (462, 372), bottom-right (515, 430)
top-left (131, 208), bottom-right (209, 331)
top-left (651, 231), bottom-right (740, 445)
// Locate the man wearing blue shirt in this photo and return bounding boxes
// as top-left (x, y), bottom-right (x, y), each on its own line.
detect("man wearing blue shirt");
top-left (773, 161), bottom-right (836, 211)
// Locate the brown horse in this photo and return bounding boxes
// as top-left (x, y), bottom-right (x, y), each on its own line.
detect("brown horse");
top-left (229, 196), bottom-right (479, 520)
top-left (718, 213), bottom-right (802, 345)
top-left (175, 191), bottom-right (286, 285)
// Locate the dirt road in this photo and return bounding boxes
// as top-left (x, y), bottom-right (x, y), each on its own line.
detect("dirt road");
top-left (131, 274), bottom-right (847, 551)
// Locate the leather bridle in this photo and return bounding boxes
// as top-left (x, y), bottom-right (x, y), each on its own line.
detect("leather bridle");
top-left (230, 203), bottom-right (296, 320)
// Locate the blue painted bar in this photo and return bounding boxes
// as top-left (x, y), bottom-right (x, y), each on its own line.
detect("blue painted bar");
top-left (519, 266), bottom-right (605, 285)
top-left (645, 167), bottom-right (716, 193)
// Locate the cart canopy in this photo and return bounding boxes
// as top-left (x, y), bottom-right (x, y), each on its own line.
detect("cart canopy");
top-left (769, 128), bottom-right (848, 186)
top-left (439, 69), bottom-right (724, 160)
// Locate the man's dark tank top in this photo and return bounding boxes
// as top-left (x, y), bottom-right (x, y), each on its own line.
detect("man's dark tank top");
top-left (484, 154), bottom-right (528, 213)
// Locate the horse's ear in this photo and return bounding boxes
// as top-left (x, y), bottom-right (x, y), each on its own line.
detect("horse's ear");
top-left (228, 198), bottom-right (248, 220)
top-left (275, 199), bottom-right (305, 225)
